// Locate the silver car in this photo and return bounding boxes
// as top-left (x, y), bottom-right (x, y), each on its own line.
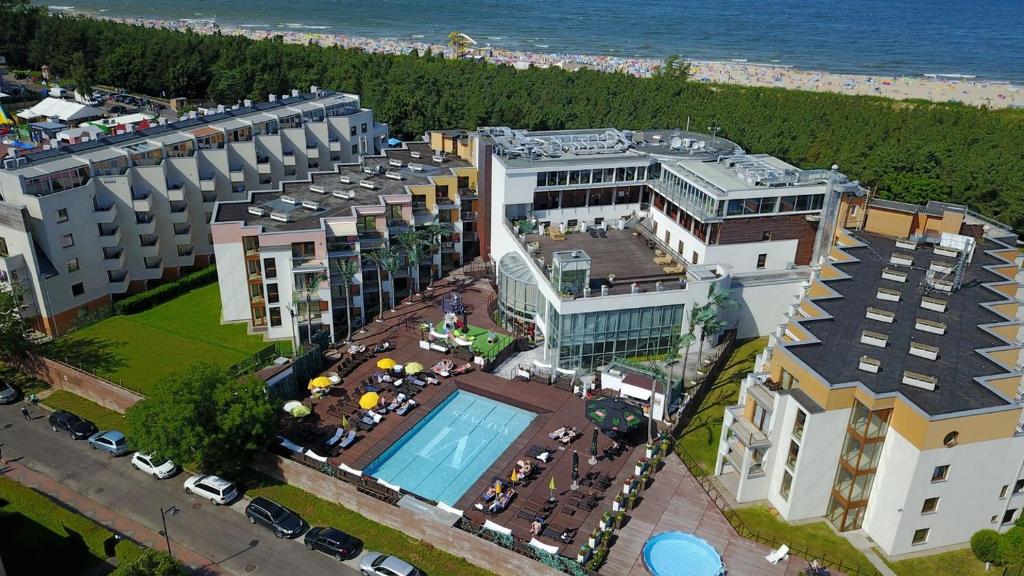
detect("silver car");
top-left (0, 382), bottom-right (18, 404)
top-left (358, 552), bottom-right (423, 576)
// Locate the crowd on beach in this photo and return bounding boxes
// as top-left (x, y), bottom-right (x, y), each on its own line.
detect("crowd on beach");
top-left (74, 12), bottom-right (1024, 110)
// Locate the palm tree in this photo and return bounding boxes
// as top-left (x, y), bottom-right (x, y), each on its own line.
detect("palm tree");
top-left (293, 270), bottom-right (327, 345)
top-left (396, 230), bottom-right (429, 302)
top-left (696, 316), bottom-right (728, 376)
top-left (678, 305), bottom-right (711, 396)
top-left (693, 287), bottom-right (736, 376)
top-left (331, 258), bottom-right (358, 342)
top-left (422, 220), bottom-right (452, 287)
top-left (368, 245), bottom-right (401, 314)
top-left (447, 31), bottom-right (474, 57)
top-left (366, 247), bottom-right (391, 322)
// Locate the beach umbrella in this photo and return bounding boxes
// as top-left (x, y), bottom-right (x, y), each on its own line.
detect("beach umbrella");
top-left (510, 468), bottom-right (519, 487)
top-left (290, 404), bottom-right (311, 418)
top-left (571, 450), bottom-right (580, 490)
top-left (494, 479), bottom-right (503, 496)
top-left (586, 396), bottom-right (648, 438)
top-left (589, 428), bottom-right (599, 465)
top-left (376, 358), bottom-right (397, 370)
top-left (359, 391), bottom-right (380, 410)
top-left (405, 361), bottom-right (424, 375)
top-left (308, 376), bottom-right (331, 390)
top-left (283, 400), bottom-right (303, 414)
top-left (341, 414), bottom-right (349, 430)
top-left (548, 475), bottom-right (556, 498)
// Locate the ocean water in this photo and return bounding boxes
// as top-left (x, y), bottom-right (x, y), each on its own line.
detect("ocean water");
top-left (42, 0), bottom-right (1024, 82)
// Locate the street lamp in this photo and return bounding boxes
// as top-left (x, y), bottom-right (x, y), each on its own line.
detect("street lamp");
top-left (159, 505), bottom-right (180, 554)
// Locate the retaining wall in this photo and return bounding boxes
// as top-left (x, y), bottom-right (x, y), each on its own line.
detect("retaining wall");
top-left (25, 356), bottom-right (143, 413)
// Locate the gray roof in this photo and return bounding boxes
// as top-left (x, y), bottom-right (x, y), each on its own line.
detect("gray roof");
top-left (790, 231), bottom-right (1013, 416)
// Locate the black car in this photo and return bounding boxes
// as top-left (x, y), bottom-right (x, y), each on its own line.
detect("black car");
top-left (245, 496), bottom-right (306, 538)
top-left (48, 410), bottom-right (99, 440)
top-left (304, 526), bottom-right (361, 560)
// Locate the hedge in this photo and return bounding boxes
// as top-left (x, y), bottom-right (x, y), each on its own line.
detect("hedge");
top-left (113, 266), bottom-right (217, 315)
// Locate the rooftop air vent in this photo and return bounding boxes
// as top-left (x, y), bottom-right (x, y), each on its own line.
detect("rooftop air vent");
top-left (909, 341), bottom-right (940, 360)
top-left (309, 185), bottom-right (327, 194)
top-left (876, 287), bottom-right (901, 302)
top-left (934, 244), bottom-right (960, 258)
top-left (929, 259), bottom-right (955, 275)
top-left (914, 317), bottom-right (946, 335)
top-left (921, 296), bottom-right (947, 313)
top-left (410, 151), bottom-right (421, 159)
top-left (860, 330), bottom-right (889, 348)
top-left (896, 238), bottom-right (918, 250)
top-left (882, 268), bottom-right (908, 283)
top-left (408, 163), bottom-right (423, 172)
top-left (890, 252), bottom-right (915, 266)
top-left (270, 210), bottom-right (291, 223)
top-left (903, 370), bottom-right (937, 391)
top-left (388, 158), bottom-right (403, 167)
top-left (362, 165), bottom-right (376, 175)
top-left (858, 355), bottom-right (881, 374)
top-left (280, 195), bottom-right (297, 205)
top-left (247, 206), bottom-right (268, 217)
top-left (385, 170), bottom-right (403, 180)
top-left (332, 189), bottom-right (356, 200)
top-left (358, 180), bottom-right (379, 190)
top-left (301, 200), bottom-right (320, 210)
top-left (866, 307), bottom-right (896, 324)
top-left (339, 175), bottom-right (353, 184)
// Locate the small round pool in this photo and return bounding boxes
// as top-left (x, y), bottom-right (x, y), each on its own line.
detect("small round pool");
top-left (642, 532), bottom-right (724, 576)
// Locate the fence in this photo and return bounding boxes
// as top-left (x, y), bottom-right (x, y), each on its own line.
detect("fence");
top-left (671, 329), bottom-right (737, 437)
top-left (227, 343), bottom-right (285, 378)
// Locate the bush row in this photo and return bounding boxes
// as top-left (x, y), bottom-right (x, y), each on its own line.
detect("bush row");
top-left (113, 266), bottom-right (217, 315)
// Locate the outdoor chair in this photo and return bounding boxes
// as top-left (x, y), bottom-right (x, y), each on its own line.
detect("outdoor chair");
top-left (516, 507), bottom-right (543, 522)
top-left (396, 400), bottom-right (417, 416)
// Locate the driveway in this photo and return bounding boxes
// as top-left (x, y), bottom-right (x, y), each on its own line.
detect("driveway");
top-left (0, 402), bottom-right (364, 576)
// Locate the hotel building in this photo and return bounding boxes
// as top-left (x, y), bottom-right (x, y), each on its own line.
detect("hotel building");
top-left (211, 135), bottom-right (479, 344)
top-left (473, 127), bottom-right (859, 373)
top-left (715, 198), bottom-right (1024, 555)
top-left (0, 88), bottom-right (386, 335)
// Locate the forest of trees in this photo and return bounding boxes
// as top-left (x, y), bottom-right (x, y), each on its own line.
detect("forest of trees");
top-left (2, 3), bottom-right (1023, 231)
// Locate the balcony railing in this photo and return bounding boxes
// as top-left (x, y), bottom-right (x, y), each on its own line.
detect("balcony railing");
top-left (726, 405), bottom-right (770, 447)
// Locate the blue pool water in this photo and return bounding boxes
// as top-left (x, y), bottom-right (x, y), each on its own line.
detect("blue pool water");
top-left (363, 390), bottom-right (535, 506)
top-left (642, 532), bottom-right (723, 576)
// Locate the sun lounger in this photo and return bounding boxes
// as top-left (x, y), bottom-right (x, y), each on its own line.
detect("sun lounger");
top-left (356, 416), bottom-right (375, 431)
top-left (548, 427), bottom-right (567, 440)
top-left (517, 508), bottom-right (543, 522)
top-left (325, 427), bottom-right (345, 447)
top-left (408, 376), bottom-right (427, 387)
top-left (548, 227), bottom-right (565, 241)
top-left (663, 264), bottom-right (685, 274)
top-left (653, 255), bottom-right (673, 265)
top-left (766, 544), bottom-right (789, 565)
top-left (338, 429), bottom-right (357, 449)
top-left (396, 400), bottom-right (417, 415)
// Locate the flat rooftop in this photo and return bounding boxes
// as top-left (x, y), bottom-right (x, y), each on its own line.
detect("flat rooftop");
top-left (790, 231), bottom-right (1012, 416)
top-left (524, 227), bottom-right (689, 295)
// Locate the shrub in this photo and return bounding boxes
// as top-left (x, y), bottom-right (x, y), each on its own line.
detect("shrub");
top-left (971, 529), bottom-right (1003, 564)
top-left (1001, 527), bottom-right (1024, 566)
top-left (113, 266), bottom-right (216, 315)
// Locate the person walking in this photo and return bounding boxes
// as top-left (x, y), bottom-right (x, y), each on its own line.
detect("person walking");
top-left (0, 445), bottom-right (6, 464)
top-left (20, 406), bottom-right (30, 421)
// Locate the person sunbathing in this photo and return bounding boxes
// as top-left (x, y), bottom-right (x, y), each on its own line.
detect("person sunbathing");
top-left (530, 519), bottom-right (544, 536)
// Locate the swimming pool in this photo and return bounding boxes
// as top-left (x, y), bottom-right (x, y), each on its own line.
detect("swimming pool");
top-left (642, 532), bottom-right (724, 576)
top-left (364, 390), bottom-right (535, 506)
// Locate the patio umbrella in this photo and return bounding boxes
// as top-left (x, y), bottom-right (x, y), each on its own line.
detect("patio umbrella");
top-left (589, 428), bottom-right (600, 465)
top-left (585, 396), bottom-right (648, 439)
top-left (510, 468), bottom-right (519, 487)
top-left (308, 376), bottom-right (331, 390)
top-left (341, 415), bottom-right (349, 429)
top-left (290, 404), bottom-right (311, 418)
top-left (405, 361), bottom-right (424, 375)
top-left (494, 479), bottom-right (503, 495)
top-left (283, 400), bottom-right (303, 414)
top-left (571, 450), bottom-right (580, 488)
top-left (359, 391), bottom-right (380, 410)
top-left (548, 475), bottom-right (556, 498)
top-left (376, 358), bottom-right (397, 370)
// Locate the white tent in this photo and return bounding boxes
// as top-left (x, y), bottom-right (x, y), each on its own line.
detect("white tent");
top-left (17, 98), bottom-right (104, 123)
top-left (0, 92), bottom-right (10, 99)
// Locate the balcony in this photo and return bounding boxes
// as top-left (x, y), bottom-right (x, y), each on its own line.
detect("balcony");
top-left (167, 182), bottom-right (186, 202)
top-left (135, 212), bottom-right (156, 234)
top-left (98, 225), bottom-right (121, 247)
top-left (230, 168), bottom-right (245, 182)
top-left (292, 257), bottom-right (328, 273)
top-left (131, 190), bottom-right (153, 212)
top-left (329, 140), bottom-right (342, 152)
top-left (102, 247), bottom-right (125, 271)
top-left (202, 192), bottom-right (217, 209)
top-left (307, 147), bottom-right (319, 159)
top-left (459, 187), bottom-right (478, 199)
top-left (726, 405), bottom-right (770, 448)
top-left (107, 270), bottom-right (129, 293)
top-left (359, 232), bottom-right (386, 250)
top-left (143, 257), bottom-right (163, 270)
top-left (93, 200), bottom-right (117, 224)
top-left (170, 207), bottom-right (189, 224)
top-left (139, 236), bottom-right (160, 257)
top-left (440, 241), bottom-right (456, 253)
top-left (200, 175), bottom-right (216, 192)
top-left (460, 211), bottom-right (476, 222)
top-left (283, 152), bottom-right (296, 166)
top-left (257, 162), bottom-right (271, 175)
top-left (173, 224), bottom-right (191, 240)
top-left (178, 246), bottom-right (195, 266)
top-left (436, 197), bottom-right (457, 208)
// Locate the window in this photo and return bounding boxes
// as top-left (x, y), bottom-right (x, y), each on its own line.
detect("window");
top-left (943, 431), bottom-right (959, 447)
top-left (756, 253), bottom-right (767, 269)
top-left (921, 497), bottom-right (939, 514)
top-left (61, 233), bottom-right (74, 248)
top-left (71, 282), bottom-right (84, 297)
top-left (0, 237), bottom-right (7, 257)
top-left (691, 251), bottom-right (699, 265)
top-left (351, 144), bottom-right (359, 155)
top-left (786, 440), bottom-right (800, 471)
top-left (931, 465), bottom-right (949, 483)
top-left (249, 284), bottom-right (262, 299)
top-left (267, 283), bottom-right (279, 304)
top-left (263, 258), bottom-right (277, 279)
top-left (1002, 485), bottom-right (1009, 498)
top-left (1004, 509), bottom-right (1018, 524)
top-left (761, 230), bottom-right (772, 241)
top-left (350, 126), bottom-right (357, 137)
top-left (780, 470), bottom-right (793, 500)
top-left (57, 208), bottom-right (69, 223)
top-left (360, 123), bottom-right (367, 133)
top-left (793, 410), bottom-right (806, 440)
top-left (912, 528), bottom-right (929, 545)
top-left (66, 258), bottom-right (79, 273)
top-left (269, 307), bottom-right (282, 327)
top-left (1015, 479), bottom-right (1024, 494)
top-left (780, 369), bottom-right (799, 390)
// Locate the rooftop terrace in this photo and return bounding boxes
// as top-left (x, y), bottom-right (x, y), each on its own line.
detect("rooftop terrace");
top-left (790, 230), bottom-right (1015, 416)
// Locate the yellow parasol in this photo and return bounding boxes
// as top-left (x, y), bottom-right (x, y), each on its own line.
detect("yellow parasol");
top-left (376, 358), bottom-right (397, 370)
top-left (404, 362), bottom-right (424, 375)
top-left (359, 392), bottom-right (380, 410)
top-left (510, 469), bottom-right (519, 485)
top-left (494, 479), bottom-right (503, 495)
top-left (308, 376), bottom-right (332, 390)
top-left (341, 415), bottom-right (349, 429)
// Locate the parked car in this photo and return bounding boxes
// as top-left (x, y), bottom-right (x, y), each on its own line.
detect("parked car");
top-left (245, 496), bottom-right (306, 539)
top-left (131, 452), bottom-right (178, 479)
top-left (88, 430), bottom-right (130, 457)
top-left (48, 410), bottom-right (99, 440)
top-left (0, 382), bottom-right (18, 404)
top-left (358, 552), bottom-right (423, 576)
top-left (304, 526), bottom-right (361, 560)
top-left (183, 474), bottom-right (239, 505)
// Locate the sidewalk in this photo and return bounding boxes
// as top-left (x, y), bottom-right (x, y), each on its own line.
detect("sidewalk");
top-left (1, 461), bottom-right (226, 575)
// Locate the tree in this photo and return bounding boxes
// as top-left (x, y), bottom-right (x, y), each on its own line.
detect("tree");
top-left (656, 54), bottom-right (691, 80)
top-left (68, 51), bottom-right (94, 100)
top-left (422, 220), bottom-right (452, 286)
top-left (396, 230), bottom-right (428, 301)
top-left (694, 286), bottom-right (736, 374)
top-left (125, 363), bottom-right (278, 476)
top-left (366, 245), bottom-right (399, 319)
top-left (293, 270), bottom-right (327, 345)
top-left (331, 258), bottom-right (358, 342)
top-left (971, 529), bottom-right (1003, 565)
top-left (0, 283), bottom-right (33, 364)
top-left (113, 548), bottom-right (184, 576)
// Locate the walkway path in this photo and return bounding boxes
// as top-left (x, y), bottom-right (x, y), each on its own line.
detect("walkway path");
top-left (844, 531), bottom-right (898, 576)
top-left (603, 453), bottom-right (826, 576)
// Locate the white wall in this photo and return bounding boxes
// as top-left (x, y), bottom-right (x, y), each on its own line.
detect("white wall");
top-left (726, 274), bottom-right (805, 338)
top-left (214, 239), bottom-right (249, 323)
top-left (772, 404), bottom-right (849, 519)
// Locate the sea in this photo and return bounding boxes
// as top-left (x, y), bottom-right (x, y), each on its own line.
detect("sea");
top-left (40, 0), bottom-right (1024, 83)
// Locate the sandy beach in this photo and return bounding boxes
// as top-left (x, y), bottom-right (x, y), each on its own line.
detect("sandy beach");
top-left (70, 12), bottom-right (1024, 110)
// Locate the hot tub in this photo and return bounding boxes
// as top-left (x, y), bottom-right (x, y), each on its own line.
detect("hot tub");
top-left (642, 531), bottom-right (724, 576)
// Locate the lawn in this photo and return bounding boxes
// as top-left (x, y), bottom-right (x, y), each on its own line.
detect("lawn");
top-left (675, 336), bottom-right (768, 473)
top-left (0, 476), bottom-right (113, 574)
top-left (434, 322), bottom-right (514, 359)
top-left (883, 547), bottom-right (991, 576)
top-left (43, 390), bottom-right (126, 431)
top-left (242, 473), bottom-right (494, 576)
top-left (733, 504), bottom-right (877, 575)
top-left (47, 283), bottom-right (276, 395)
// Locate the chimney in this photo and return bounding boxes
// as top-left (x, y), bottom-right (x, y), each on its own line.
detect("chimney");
top-left (269, 94), bottom-right (277, 102)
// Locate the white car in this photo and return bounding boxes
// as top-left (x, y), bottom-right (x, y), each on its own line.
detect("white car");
top-left (183, 474), bottom-right (239, 505)
top-left (130, 452), bottom-right (178, 479)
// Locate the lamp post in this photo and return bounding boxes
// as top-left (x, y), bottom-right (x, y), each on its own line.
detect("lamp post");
top-left (159, 505), bottom-right (180, 554)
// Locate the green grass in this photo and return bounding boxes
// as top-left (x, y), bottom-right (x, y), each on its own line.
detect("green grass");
top-left (882, 547), bottom-right (991, 576)
top-left (0, 476), bottom-right (113, 574)
top-left (0, 363), bottom-right (49, 396)
top-left (48, 283), bottom-right (274, 395)
top-left (434, 323), bottom-right (514, 359)
top-left (675, 337), bottom-right (768, 473)
top-left (241, 474), bottom-right (494, 576)
top-left (42, 390), bottom-right (126, 431)
top-left (733, 505), bottom-right (876, 575)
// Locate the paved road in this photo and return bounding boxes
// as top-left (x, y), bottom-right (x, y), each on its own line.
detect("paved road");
top-left (0, 402), bottom-right (363, 576)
